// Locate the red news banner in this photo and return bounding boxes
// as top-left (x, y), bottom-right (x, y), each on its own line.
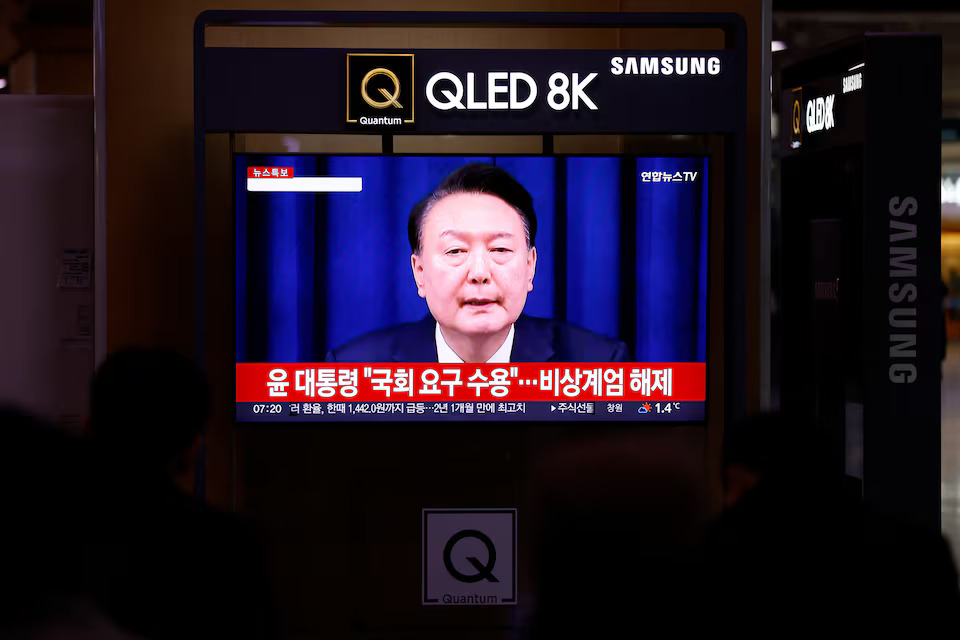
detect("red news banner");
top-left (247, 166), bottom-right (294, 178)
top-left (236, 363), bottom-right (706, 403)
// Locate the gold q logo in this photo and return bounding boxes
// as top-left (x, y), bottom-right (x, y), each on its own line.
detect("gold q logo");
top-left (792, 99), bottom-right (802, 135)
top-left (361, 68), bottom-right (403, 109)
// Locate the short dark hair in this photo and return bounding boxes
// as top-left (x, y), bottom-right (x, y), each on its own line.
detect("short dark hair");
top-left (407, 163), bottom-right (537, 254)
top-left (723, 411), bottom-right (830, 479)
top-left (89, 347), bottom-right (211, 465)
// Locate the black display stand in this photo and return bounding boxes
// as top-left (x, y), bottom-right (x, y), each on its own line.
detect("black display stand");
top-left (193, 10), bottom-right (750, 428)
top-left (777, 34), bottom-right (942, 530)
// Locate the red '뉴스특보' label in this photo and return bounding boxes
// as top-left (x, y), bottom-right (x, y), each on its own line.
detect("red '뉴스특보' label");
top-left (246, 166), bottom-right (294, 178)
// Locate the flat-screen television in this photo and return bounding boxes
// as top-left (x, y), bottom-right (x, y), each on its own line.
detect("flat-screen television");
top-left (235, 154), bottom-right (709, 422)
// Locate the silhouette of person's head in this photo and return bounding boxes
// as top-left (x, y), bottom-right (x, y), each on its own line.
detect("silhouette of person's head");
top-left (722, 411), bottom-right (836, 509)
top-left (89, 347), bottom-right (210, 474)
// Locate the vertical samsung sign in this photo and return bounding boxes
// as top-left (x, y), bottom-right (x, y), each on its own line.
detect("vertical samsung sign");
top-left (887, 195), bottom-right (919, 383)
top-left (863, 35), bottom-right (941, 531)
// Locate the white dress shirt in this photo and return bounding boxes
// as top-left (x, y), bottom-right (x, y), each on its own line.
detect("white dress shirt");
top-left (435, 322), bottom-right (515, 363)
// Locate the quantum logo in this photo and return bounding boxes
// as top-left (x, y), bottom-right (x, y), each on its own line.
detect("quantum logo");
top-left (347, 53), bottom-right (414, 125)
top-left (361, 67), bottom-right (403, 109)
top-left (790, 87), bottom-right (802, 149)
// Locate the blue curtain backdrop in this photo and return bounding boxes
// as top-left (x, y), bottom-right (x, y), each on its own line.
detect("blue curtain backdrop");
top-left (236, 155), bottom-right (708, 363)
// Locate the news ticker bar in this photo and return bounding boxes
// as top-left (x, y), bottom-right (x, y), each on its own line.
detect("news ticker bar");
top-left (236, 362), bottom-right (706, 403)
top-left (236, 401), bottom-right (705, 422)
top-left (246, 177), bottom-right (363, 192)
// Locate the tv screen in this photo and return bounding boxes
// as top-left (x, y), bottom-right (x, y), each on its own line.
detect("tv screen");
top-left (235, 154), bottom-right (708, 422)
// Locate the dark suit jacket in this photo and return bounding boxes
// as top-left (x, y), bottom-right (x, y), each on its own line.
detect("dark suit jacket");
top-left (326, 314), bottom-right (630, 362)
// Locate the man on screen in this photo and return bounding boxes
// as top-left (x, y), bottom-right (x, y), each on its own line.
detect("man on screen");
top-left (327, 163), bottom-right (629, 363)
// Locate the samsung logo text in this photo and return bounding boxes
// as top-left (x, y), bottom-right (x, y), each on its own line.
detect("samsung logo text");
top-left (610, 56), bottom-right (721, 76)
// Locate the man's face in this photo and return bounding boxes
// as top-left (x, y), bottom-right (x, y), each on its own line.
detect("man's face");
top-left (411, 192), bottom-right (537, 338)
